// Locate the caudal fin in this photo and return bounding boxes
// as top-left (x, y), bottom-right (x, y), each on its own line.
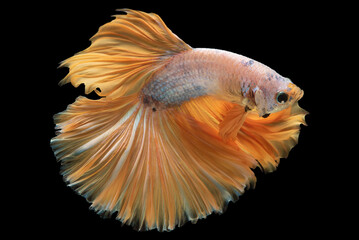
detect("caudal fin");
top-left (51, 95), bottom-right (256, 231)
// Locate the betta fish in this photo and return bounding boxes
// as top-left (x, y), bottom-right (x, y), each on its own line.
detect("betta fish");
top-left (51, 9), bottom-right (307, 231)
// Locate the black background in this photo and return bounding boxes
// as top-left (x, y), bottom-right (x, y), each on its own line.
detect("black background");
top-left (26, 1), bottom-right (346, 238)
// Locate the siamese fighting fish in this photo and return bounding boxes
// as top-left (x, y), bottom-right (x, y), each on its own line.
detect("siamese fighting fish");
top-left (51, 9), bottom-right (307, 231)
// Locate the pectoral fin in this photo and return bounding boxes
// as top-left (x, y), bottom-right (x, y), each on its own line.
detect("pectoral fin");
top-left (219, 105), bottom-right (248, 140)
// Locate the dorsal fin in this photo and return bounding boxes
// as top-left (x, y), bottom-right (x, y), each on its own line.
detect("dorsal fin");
top-left (59, 9), bottom-right (191, 99)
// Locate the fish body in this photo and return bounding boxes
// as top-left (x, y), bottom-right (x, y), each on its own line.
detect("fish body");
top-left (142, 48), bottom-right (303, 116)
top-left (52, 9), bottom-right (307, 231)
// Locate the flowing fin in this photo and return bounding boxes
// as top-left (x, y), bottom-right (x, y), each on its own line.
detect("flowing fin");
top-left (237, 102), bottom-right (308, 172)
top-left (51, 96), bottom-right (256, 231)
top-left (219, 105), bottom-right (248, 140)
top-left (59, 9), bottom-right (191, 99)
top-left (177, 96), bottom-right (232, 130)
top-left (176, 96), bottom-right (307, 172)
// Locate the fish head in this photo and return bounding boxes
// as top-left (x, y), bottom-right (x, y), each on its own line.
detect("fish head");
top-left (253, 78), bottom-right (304, 117)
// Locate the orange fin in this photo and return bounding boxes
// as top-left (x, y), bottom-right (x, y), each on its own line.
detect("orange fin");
top-left (51, 96), bottom-right (256, 231)
top-left (59, 9), bottom-right (191, 99)
top-left (237, 102), bottom-right (308, 172)
top-left (177, 96), bottom-right (308, 173)
top-left (219, 105), bottom-right (248, 140)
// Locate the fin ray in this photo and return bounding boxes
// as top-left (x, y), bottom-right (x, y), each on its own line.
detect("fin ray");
top-left (59, 9), bottom-right (191, 99)
top-left (51, 96), bottom-right (256, 231)
top-left (237, 102), bottom-right (308, 171)
top-left (175, 96), bottom-right (307, 172)
top-left (219, 105), bottom-right (248, 140)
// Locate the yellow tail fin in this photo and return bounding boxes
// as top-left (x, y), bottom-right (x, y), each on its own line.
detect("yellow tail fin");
top-left (51, 95), bottom-right (256, 231)
top-left (59, 9), bottom-right (191, 99)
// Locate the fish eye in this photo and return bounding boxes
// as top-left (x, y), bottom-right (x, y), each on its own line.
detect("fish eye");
top-left (276, 92), bottom-right (288, 104)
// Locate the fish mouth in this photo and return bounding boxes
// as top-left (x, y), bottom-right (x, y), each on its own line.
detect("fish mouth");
top-left (288, 84), bottom-right (304, 101)
top-left (294, 88), bottom-right (304, 101)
